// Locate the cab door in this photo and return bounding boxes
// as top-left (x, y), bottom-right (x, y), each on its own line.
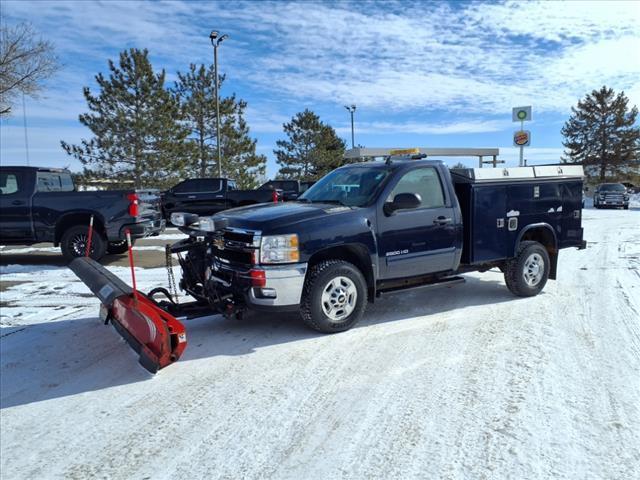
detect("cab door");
top-left (377, 167), bottom-right (458, 279)
top-left (0, 169), bottom-right (33, 241)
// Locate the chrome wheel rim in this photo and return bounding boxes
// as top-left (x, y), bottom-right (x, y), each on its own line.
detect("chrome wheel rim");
top-left (321, 276), bottom-right (357, 322)
top-left (523, 253), bottom-right (544, 287)
top-left (71, 233), bottom-right (91, 257)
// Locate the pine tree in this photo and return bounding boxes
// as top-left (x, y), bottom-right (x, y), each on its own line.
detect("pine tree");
top-left (274, 109), bottom-right (346, 180)
top-left (172, 64), bottom-right (266, 187)
top-left (220, 97), bottom-right (266, 188)
top-left (562, 86), bottom-right (640, 181)
top-left (61, 48), bottom-right (190, 188)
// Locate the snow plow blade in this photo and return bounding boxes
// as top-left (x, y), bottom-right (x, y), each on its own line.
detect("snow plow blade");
top-left (69, 257), bottom-right (187, 373)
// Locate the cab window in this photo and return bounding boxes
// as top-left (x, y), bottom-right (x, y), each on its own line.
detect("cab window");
top-left (0, 172), bottom-right (21, 195)
top-left (173, 179), bottom-right (222, 193)
top-left (388, 167), bottom-right (446, 208)
top-left (36, 172), bottom-right (75, 192)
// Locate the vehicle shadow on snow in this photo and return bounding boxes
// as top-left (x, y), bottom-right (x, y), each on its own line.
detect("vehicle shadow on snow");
top-left (1, 273), bottom-right (516, 409)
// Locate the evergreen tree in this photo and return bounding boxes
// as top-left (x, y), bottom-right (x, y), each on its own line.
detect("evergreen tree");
top-left (274, 109), bottom-right (346, 180)
top-left (61, 48), bottom-right (190, 188)
top-left (562, 86), bottom-right (640, 181)
top-left (173, 63), bottom-right (266, 187)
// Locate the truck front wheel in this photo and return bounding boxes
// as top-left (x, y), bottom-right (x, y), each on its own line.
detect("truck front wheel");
top-left (504, 241), bottom-right (550, 297)
top-left (107, 240), bottom-right (132, 255)
top-left (60, 225), bottom-right (107, 262)
top-left (301, 260), bottom-right (367, 333)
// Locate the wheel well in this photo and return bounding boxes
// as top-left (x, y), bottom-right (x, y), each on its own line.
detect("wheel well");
top-left (519, 226), bottom-right (558, 279)
top-left (55, 213), bottom-right (105, 245)
top-left (307, 245), bottom-right (375, 302)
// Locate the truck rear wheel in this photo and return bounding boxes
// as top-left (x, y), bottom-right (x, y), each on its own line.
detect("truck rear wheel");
top-left (61, 225), bottom-right (107, 262)
top-left (504, 241), bottom-right (550, 297)
top-left (301, 260), bottom-right (367, 333)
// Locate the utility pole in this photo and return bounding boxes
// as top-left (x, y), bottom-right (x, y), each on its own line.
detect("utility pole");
top-left (210, 30), bottom-right (229, 177)
top-left (344, 104), bottom-right (356, 148)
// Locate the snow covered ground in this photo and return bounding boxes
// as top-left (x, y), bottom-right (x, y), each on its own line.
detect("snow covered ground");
top-left (1, 208), bottom-right (639, 479)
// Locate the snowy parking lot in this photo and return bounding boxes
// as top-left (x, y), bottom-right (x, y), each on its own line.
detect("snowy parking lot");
top-left (1, 206), bottom-right (639, 479)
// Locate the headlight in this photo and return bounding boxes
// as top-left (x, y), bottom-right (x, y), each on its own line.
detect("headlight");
top-left (170, 212), bottom-right (200, 228)
top-left (260, 234), bottom-right (299, 264)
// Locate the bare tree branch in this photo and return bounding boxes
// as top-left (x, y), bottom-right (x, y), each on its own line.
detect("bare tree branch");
top-left (0, 22), bottom-right (59, 116)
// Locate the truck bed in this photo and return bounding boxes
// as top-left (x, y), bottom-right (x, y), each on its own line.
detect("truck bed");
top-left (451, 165), bottom-right (585, 265)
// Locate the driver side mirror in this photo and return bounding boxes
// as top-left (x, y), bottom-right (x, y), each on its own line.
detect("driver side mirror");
top-left (384, 192), bottom-right (422, 214)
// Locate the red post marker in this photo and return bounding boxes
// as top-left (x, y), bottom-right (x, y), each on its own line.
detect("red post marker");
top-left (85, 215), bottom-right (94, 257)
top-left (272, 189), bottom-right (278, 203)
top-left (125, 228), bottom-right (139, 301)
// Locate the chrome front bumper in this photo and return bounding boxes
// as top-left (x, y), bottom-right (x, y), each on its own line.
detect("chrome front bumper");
top-left (247, 263), bottom-right (307, 308)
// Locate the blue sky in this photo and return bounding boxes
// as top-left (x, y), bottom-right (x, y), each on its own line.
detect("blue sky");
top-left (1, 0), bottom-right (639, 178)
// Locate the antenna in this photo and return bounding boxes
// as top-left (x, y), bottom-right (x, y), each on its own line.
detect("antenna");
top-left (22, 92), bottom-right (30, 166)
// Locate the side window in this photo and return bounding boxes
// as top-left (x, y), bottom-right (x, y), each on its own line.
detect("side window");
top-left (173, 179), bottom-right (222, 193)
top-left (60, 173), bottom-right (75, 192)
top-left (0, 172), bottom-right (21, 195)
top-left (36, 172), bottom-right (73, 192)
top-left (388, 168), bottom-right (446, 209)
top-left (227, 181), bottom-right (237, 191)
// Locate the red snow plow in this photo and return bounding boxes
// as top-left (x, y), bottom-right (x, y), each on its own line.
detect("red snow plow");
top-left (69, 257), bottom-right (188, 373)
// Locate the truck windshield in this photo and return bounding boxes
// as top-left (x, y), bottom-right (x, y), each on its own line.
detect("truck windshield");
top-left (299, 166), bottom-right (391, 207)
top-left (599, 184), bottom-right (625, 192)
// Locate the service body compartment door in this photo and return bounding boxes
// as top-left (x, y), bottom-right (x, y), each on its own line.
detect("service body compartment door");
top-left (471, 186), bottom-right (507, 262)
top-left (560, 180), bottom-right (584, 248)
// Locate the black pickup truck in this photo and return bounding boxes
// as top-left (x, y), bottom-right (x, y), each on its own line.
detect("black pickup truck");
top-left (593, 183), bottom-right (630, 209)
top-left (166, 159), bottom-right (586, 332)
top-left (162, 177), bottom-right (276, 220)
top-left (0, 166), bottom-right (165, 261)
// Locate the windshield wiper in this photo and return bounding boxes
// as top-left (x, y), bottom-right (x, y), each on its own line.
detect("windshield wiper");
top-left (309, 199), bottom-right (346, 206)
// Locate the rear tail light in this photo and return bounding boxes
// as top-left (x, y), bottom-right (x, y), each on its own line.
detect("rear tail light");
top-left (127, 193), bottom-right (139, 217)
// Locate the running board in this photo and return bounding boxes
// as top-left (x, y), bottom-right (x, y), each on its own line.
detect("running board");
top-left (69, 257), bottom-right (187, 373)
top-left (378, 276), bottom-right (465, 295)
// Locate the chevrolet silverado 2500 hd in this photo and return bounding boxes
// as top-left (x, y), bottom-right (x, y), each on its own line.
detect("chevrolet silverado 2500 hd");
top-left (167, 159), bottom-right (586, 333)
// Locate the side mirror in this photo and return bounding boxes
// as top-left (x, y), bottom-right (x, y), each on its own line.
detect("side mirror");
top-left (385, 192), bottom-right (422, 214)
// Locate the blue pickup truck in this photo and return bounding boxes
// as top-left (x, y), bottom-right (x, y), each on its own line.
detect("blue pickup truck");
top-left (166, 157), bottom-right (586, 333)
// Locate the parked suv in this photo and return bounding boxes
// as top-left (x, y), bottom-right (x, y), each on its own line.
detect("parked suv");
top-left (593, 183), bottom-right (630, 209)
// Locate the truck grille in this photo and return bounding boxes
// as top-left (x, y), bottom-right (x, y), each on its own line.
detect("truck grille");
top-left (211, 228), bottom-right (259, 266)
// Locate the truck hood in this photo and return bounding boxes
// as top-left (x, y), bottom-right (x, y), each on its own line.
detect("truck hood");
top-left (213, 201), bottom-right (355, 232)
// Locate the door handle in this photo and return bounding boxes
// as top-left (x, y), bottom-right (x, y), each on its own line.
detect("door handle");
top-left (12, 200), bottom-right (25, 206)
top-left (433, 216), bottom-right (452, 225)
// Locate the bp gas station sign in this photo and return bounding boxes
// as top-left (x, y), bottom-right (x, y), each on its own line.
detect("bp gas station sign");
top-left (512, 106), bottom-right (532, 122)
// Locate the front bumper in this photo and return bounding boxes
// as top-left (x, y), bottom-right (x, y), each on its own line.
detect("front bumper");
top-left (210, 262), bottom-right (307, 310)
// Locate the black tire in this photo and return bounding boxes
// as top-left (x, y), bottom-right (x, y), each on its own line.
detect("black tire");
top-left (503, 241), bottom-right (550, 297)
top-left (107, 240), bottom-right (132, 255)
top-left (300, 260), bottom-right (367, 333)
top-left (623, 205), bottom-right (629, 210)
top-left (60, 225), bottom-right (107, 261)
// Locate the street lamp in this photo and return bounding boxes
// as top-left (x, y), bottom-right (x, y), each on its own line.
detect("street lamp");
top-left (210, 30), bottom-right (229, 177)
top-left (344, 104), bottom-right (356, 149)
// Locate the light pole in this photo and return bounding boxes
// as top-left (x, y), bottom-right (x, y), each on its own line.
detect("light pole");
top-left (210, 30), bottom-right (229, 177)
top-left (344, 104), bottom-right (356, 149)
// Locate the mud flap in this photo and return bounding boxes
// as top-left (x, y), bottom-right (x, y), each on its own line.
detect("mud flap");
top-left (69, 257), bottom-right (187, 373)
